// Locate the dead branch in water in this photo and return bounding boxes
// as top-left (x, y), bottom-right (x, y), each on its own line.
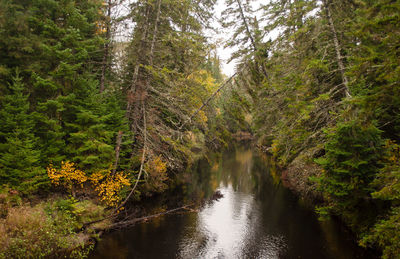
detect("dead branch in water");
top-left (106, 204), bottom-right (195, 230)
top-left (104, 190), bottom-right (224, 230)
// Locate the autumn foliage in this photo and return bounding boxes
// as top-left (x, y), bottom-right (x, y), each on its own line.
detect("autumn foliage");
top-left (47, 161), bottom-right (87, 197)
top-left (144, 156), bottom-right (168, 193)
top-left (47, 162), bottom-right (130, 207)
top-left (90, 170), bottom-right (130, 207)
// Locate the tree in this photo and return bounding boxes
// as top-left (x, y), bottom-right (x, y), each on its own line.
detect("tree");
top-left (0, 72), bottom-right (42, 188)
top-left (349, 0), bottom-right (400, 141)
top-left (314, 122), bottom-right (383, 222)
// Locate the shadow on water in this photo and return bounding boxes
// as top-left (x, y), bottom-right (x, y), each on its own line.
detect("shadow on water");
top-left (90, 144), bottom-right (378, 259)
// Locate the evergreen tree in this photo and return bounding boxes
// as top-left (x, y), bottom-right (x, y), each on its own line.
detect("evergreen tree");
top-left (349, 0), bottom-right (400, 141)
top-left (314, 122), bottom-right (384, 221)
top-left (63, 80), bottom-right (116, 173)
top-left (124, 0), bottom-right (218, 171)
top-left (0, 72), bottom-right (42, 188)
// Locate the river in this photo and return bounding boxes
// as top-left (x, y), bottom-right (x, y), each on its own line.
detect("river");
top-left (90, 144), bottom-right (376, 259)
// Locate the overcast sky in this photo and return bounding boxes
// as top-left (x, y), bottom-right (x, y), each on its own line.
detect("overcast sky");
top-left (211, 0), bottom-right (265, 76)
top-left (211, 0), bottom-right (236, 76)
top-left (114, 0), bottom-right (265, 76)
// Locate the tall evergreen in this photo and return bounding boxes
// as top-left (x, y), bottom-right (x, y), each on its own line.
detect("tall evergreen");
top-left (0, 72), bottom-right (41, 188)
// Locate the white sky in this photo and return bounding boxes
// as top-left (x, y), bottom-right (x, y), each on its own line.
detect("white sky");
top-left (211, 0), bottom-right (237, 76)
top-left (210, 0), bottom-right (266, 76)
top-left (113, 0), bottom-right (267, 76)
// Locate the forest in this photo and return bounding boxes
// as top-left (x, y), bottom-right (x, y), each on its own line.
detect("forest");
top-left (0, 0), bottom-right (399, 258)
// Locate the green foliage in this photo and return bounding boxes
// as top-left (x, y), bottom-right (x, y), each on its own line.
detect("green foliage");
top-left (50, 197), bottom-right (107, 229)
top-left (361, 140), bottom-right (400, 257)
top-left (361, 206), bottom-right (400, 259)
top-left (63, 84), bottom-right (116, 173)
top-left (0, 0), bottom-right (399, 257)
top-left (0, 0), bottom-right (226, 256)
top-left (314, 122), bottom-right (383, 214)
top-left (123, 0), bottom-right (223, 176)
top-left (0, 71), bottom-right (43, 188)
top-left (349, 0), bottom-right (400, 140)
top-left (234, 0), bottom-right (400, 255)
top-left (0, 0), bottom-right (128, 193)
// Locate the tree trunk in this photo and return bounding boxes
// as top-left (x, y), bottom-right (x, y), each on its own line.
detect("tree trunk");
top-left (323, 0), bottom-right (351, 98)
top-left (235, 0), bottom-right (268, 79)
top-left (236, 0), bottom-right (256, 50)
top-left (148, 0), bottom-right (162, 67)
top-left (112, 130), bottom-right (123, 176)
top-left (100, 0), bottom-right (112, 93)
top-left (126, 4), bottom-right (151, 135)
top-left (127, 0), bottom-right (161, 161)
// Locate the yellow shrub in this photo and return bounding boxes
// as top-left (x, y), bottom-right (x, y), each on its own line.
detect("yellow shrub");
top-left (197, 110), bottom-right (208, 127)
top-left (47, 161), bottom-right (87, 196)
top-left (271, 141), bottom-right (280, 157)
top-left (144, 156), bottom-right (168, 193)
top-left (48, 162), bottom-right (131, 208)
top-left (148, 156), bottom-right (167, 175)
top-left (90, 170), bottom-right (130, 208)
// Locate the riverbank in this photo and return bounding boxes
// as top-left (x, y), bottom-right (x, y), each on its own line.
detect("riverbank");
top-left (0, 190), bottom-right (110, 258)
top-left (0, 128), bottom-right (221, 258)
top-left (0, 146), bottom-right (213, 258)
top-left (256, 144), bottom-right (384, 258)
top-left (280, 154), bottom-right (323, 202)
top-left (0, 141), bottom-right (378, 258)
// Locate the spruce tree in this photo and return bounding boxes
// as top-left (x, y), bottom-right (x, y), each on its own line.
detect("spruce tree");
top-left (0, 71), bottom-right (41, 188)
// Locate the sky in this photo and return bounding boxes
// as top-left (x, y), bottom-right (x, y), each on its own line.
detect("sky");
top-left (211, 0), bottom-right (237, 76)
top-left (211, 0), bottom-right (266, 76)
top-left (113, 0), bottom-right (266, 76)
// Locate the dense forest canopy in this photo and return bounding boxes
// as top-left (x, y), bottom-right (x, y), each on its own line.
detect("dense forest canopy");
top-left (0, 0), bottom-right (399, 258)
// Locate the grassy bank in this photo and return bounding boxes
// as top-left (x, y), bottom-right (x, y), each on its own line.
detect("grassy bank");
top-left (0, 188), bottom-right (111, 258)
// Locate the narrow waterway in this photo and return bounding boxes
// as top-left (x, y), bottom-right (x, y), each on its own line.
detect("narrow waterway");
top-left (91, 145), bottom-right (376, 259)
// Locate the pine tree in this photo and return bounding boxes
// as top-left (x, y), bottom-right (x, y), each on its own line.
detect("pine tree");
top-left (0, 71), bottom-right (42, 188)
top-left (221, 0), bottom-right (259, 62)
top-left (124, 0), bottom-right (217, 166)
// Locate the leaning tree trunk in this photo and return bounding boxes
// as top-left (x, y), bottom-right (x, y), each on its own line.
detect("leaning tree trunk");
top-left (323, 0), bottom-right (351, 98)
top-left (126, 4), bottom-right (150, 117)
top-left (235, 0), bottom-right (268, 79)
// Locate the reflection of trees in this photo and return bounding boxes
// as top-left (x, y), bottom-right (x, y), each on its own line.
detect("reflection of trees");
top-left (182, 153), bottom-right (218, 202)
top-left (218, 145), bottom-right (255, 192)
top-left (94, 145), bottom-right (373, 258)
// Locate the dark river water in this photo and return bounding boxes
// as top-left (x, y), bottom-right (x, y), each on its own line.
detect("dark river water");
top-left (90, 145), bottom-right (376, 259)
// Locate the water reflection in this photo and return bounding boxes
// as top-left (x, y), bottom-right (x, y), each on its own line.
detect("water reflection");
top-left (180, 183), bottom-right (287, 259)
top-left (90, 145), bottom-right (376, 259)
